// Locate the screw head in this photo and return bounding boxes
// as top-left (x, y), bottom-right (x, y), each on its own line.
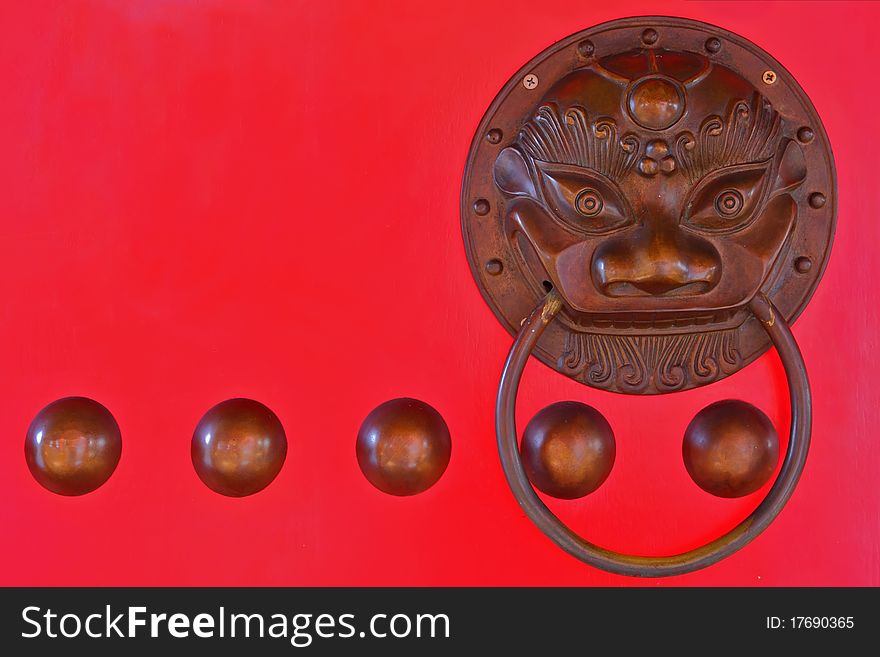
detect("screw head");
top-left (522, 74), bottom-right (539, 90)
top-left (762, 70), bottom-right (777, 85)
top-left (809, 192), bottom-right (827, 209)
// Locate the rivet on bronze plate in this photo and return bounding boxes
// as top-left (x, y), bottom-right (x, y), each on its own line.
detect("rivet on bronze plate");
top-left (577, 40), bottom-right (595, 58)
top-left (641, 28), bottom-right (658, 45)
top-left (797, 126), bottom-right (814, 143)
top-left (473, 198), bottom-right (490, 215)
top-left (705, 37), bottom-right (721, 54)
top-left (486, 258), bottom-right (503, 275)
top-left (486, 129), bottom-right (503, 144)
top-left (795, 256), bottom-right (812, 273)
top-left (809, 192), bottom-right (827, 208)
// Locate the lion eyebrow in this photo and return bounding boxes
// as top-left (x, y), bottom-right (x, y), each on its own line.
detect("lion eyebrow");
top-left (519, 103), bottom-right (640, 180)
top-left (674, 92), bottom-right (781, 183)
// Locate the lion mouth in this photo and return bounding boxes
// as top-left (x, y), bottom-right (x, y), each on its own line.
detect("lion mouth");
top-left (601, 281), bottom-right (716, 298)
top-left (563, 304), bottom-right (749, 334)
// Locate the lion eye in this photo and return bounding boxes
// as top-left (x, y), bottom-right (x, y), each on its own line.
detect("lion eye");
top-left (684, 160), bottom-right (770, 233)
top-left (534, 161), bottom-right (631, 234)
top-left (714, 189), bottom-right (744, 217)
top-left (575, 188), bottom-right (603, 217)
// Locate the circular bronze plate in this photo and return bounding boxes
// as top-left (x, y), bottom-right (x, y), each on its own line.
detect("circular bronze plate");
top-left (462, 16), bottom-right (836, 394)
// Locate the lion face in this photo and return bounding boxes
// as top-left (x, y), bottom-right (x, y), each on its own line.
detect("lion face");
top-left (494, 50), bottom-right (806, 338)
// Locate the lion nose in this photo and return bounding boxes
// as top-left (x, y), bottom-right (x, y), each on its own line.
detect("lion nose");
top-left (591, 225), bottom-right (721, 297)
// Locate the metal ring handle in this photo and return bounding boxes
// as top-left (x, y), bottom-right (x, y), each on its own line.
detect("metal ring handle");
top-left (496, 290), bottom-right (811, 577)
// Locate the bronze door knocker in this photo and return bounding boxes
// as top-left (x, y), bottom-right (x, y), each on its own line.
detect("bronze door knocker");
top-left (461, 16), bottom-right (836, 576)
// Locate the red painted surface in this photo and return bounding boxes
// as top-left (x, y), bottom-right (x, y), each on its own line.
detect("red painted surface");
top-left (0, 0), bottom-right (877, 586)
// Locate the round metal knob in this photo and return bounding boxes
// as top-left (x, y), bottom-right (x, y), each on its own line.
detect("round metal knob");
top-left (356, 398), bottom-right (451, 496)
top-left (683, 399), bottom-right (779, 498)
top-left (521, 401), bottom-right (615, 499)
top-left (24, 397), bottom-right (122, 496)
top-left (191, 398), bottom-right (287, 497)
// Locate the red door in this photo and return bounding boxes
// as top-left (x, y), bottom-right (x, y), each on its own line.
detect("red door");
top-left (0, 0), bottom-right (876, 586)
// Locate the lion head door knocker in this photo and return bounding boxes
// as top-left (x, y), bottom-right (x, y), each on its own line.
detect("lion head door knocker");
top-left (461, 17), bottom-right (836, 576)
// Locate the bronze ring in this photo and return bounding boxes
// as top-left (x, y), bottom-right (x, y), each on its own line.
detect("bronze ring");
top-left (496, 290), bottom-right (810, 577)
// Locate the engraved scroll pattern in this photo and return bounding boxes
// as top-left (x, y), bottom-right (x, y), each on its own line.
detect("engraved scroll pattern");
top-left (559, 330), bottom-right (742, 393)
top-left (519, 104), bottom-right (640, 180)
top-left (674, 92), bottom-right (781, 183)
